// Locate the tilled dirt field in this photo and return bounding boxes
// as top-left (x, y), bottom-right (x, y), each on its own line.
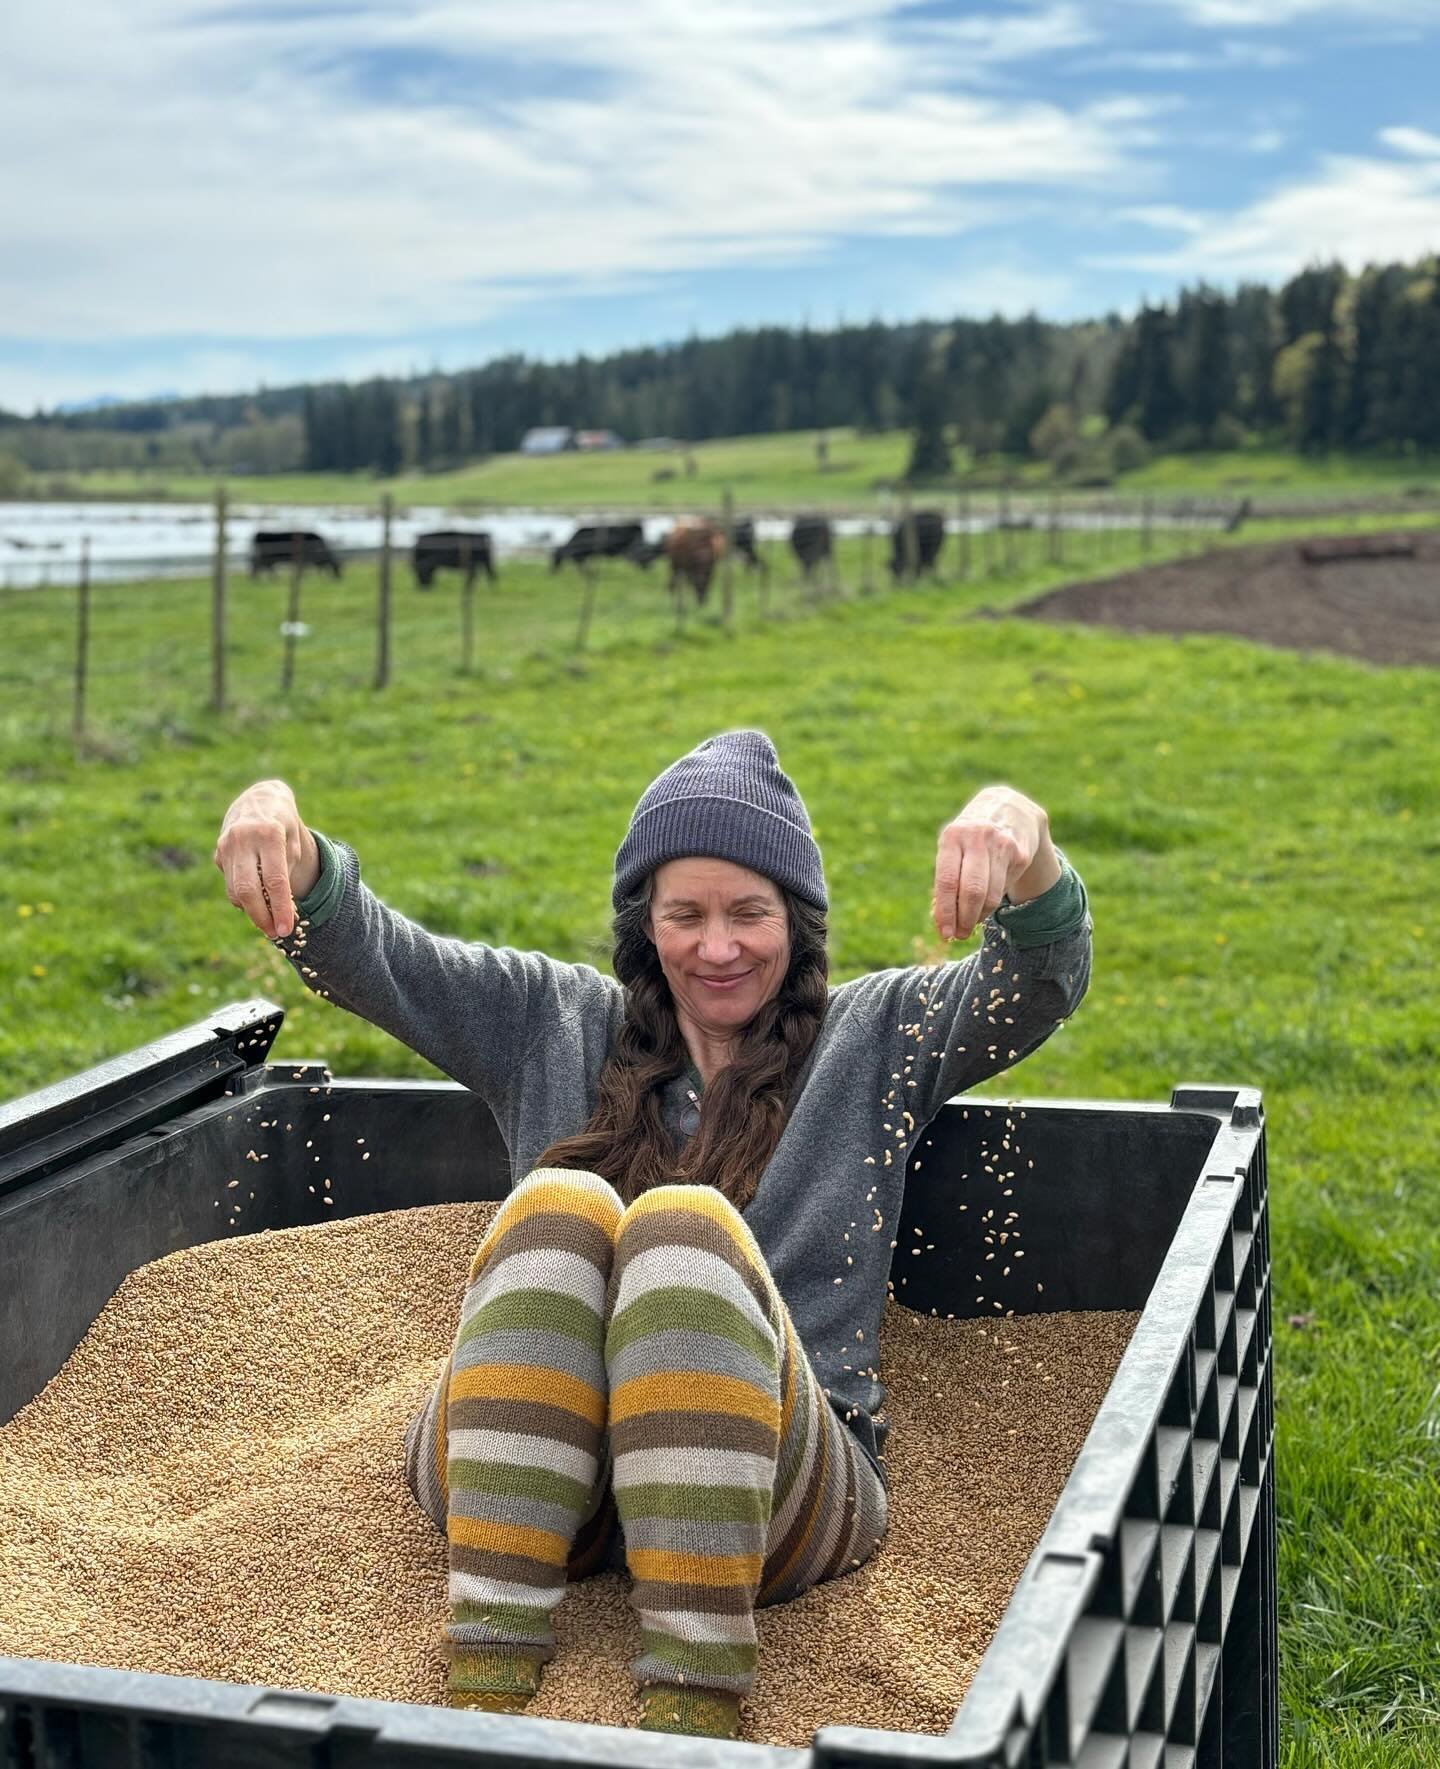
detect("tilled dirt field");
top-left (1005, 530), bottom-right (1440, 667)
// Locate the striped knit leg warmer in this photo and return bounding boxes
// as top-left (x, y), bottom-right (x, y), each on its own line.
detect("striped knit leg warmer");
top-left (606, 1184), bottom-right (888, 1737)
top-left (403, 1169), bottom-right (623, 1709)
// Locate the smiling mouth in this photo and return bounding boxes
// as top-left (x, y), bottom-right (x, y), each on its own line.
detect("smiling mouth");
top-left (697, 972), bottom-right (750, 986)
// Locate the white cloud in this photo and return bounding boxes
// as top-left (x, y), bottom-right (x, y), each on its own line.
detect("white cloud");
top-left (1383, 125), bottom-right (1440, 157)
top-left (1093, 129), bottom-right (1440, 281)
top-left (1087, 38), bottom-right (1295, 70)
top-left (1118, 205), bottom-right (1207, 234)
top-left (0, 0), bottom-right (1160, 349)
top-left (1139, 0), bottom-right (1440, 23)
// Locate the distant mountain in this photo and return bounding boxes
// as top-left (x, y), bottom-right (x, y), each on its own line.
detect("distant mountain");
top-left (53, 392), bottom-right (181, 415)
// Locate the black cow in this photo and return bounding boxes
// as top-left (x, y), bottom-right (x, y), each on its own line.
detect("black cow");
top-left (413, 530), bottom-right (496, 589)
top-left (889, 510), bottom-right (946, 581)
top-left (249, 530), bottom-right (342, 579)
top-left (731, 517), bottom-right (769, 580)
top-left (551, 522), bottom-right (647, 572)
top-left (789, 515), bottom-right (833, 582)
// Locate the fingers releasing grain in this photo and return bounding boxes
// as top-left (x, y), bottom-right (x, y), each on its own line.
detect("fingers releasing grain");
top-left (0, 1204), bottom-right (1135, 1745)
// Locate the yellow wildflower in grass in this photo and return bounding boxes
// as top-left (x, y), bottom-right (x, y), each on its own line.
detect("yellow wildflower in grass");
top-left (37, 902), bottom-right (54, 914)
top-left (17, 904), bottom-right (33, 917)
top-left (31, 964), bottom-right (46, 979)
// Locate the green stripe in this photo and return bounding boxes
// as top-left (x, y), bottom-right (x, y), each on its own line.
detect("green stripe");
top-left (456, 1289), bottom-right (602, 1351)
top-left (640, 1630), bottom-right (758, 1678)
top-left (452, 1599), bottom-right (552, 1635)
top-left (606, 1287), bottom-right (777, 1370)
top-left (448, 1460), bottom-right (594, 1513)
top-left (614, 1482), bottom-right (771, 1526)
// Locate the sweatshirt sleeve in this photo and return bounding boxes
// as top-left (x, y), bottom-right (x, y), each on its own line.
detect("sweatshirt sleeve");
top-left (274, 831), bottom-right (621, 1108)
top-left (836, 851), bottom-right (1093, 1131)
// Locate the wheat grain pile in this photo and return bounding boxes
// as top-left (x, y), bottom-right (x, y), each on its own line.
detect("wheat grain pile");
top-left (0, 1202), bottom-right (1135, 1746)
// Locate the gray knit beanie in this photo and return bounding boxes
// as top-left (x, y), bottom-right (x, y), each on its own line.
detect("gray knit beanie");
top-left (613, 729), bottom-right (827, 911)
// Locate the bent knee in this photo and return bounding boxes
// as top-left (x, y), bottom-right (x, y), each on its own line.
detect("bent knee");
top-left (472, 1169), bottom-right (623, 1275)
top-left (514, 1166), bottom-right (623, 1206)
top-left (621, 1181), bottom-right (744, 1229)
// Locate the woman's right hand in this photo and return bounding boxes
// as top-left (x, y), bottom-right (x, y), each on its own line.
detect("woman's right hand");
top-left (213, 779), bottom-right (320, 940)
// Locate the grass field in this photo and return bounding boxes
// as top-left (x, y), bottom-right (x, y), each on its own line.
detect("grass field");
top-left (2, 523), bottom-right (1437, 1762)
top-left (20, 428), bottom-right (1440, 512)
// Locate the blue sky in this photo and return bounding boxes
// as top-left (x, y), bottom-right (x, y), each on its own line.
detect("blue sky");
top-left (3, 0), bottom-right (1439, 410)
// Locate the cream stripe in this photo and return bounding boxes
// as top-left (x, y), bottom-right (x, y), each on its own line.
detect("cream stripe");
top-left (448, 1570), bottom-right (566, 1609)
top-left (448, 1428), bottom-right (599, 1488)
top-left (642, 1607), bottom-right (760, 1645)
top-left (615, 1245), bottom-right (771, 1335)
top-left (460, 1248), bottom-right (606, 1323)
top-left (612, 1447), bottom-right (774, 1491)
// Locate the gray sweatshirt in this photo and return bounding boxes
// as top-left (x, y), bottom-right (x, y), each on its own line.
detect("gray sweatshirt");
top-left (276, 834), bottom-right (1092, 1475)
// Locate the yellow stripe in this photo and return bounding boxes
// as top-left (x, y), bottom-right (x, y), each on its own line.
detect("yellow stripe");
top-left (450, 1514), bottom-right (571, 1566)
top-left (628, 1547), bottom-right (764, 1587)
top-left (624, 1186), bottom-right (754, 1245)
top-left (610, 1370), bottom-right (779, 1432)
top-left (435, 1356), bottom-right (452, 1506)
top-left (449, 1363), bottom-right (606, 1430)
top-left (471, 1175), bottom-right (622, 1274)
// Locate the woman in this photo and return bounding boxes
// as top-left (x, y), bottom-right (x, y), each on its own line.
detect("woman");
top-left (214, 729), bottom-right (1092, 1737)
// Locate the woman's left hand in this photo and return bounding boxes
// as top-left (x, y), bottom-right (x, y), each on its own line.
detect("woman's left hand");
top-left (932, 785), bottom-right (1060, 942)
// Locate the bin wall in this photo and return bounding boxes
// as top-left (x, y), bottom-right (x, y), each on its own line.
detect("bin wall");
top-left (0, 1005), bottom-right (1275, 1769)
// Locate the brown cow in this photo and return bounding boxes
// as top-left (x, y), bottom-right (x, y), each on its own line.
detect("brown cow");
top-left (662, 517), bottom-right (726, 606)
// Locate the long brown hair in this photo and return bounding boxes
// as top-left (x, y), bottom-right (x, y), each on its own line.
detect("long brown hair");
top-left (533, 872), bottom-right (829, 1211)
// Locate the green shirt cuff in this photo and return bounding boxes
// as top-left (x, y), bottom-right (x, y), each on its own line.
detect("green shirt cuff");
top-left (296, 828), bottom-right (346, 929)
top-left (992, 847), bottom-right (1088, 950)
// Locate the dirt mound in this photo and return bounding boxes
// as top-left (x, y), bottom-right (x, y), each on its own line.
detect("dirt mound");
top-left (1006, 530), bottom-right (1440, 667)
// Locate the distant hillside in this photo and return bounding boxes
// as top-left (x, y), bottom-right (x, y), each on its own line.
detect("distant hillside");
top-left (5, 253), bottom-right (1439, 483)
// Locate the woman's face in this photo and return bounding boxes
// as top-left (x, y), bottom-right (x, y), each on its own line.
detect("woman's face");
top-left (646, 857), bottom-right (791, 1036)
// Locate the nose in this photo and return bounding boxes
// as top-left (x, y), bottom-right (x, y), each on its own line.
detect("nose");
top-left (697, 919), bottom-right (742, 963)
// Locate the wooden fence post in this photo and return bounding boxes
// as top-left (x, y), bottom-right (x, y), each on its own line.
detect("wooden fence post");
top-left (375, 493), bottom-right (392, 690)
top-left (72, 537), bottom-right (90, 749)
top-left (575, 570), bottom-right (598, 653)
top-left (861, 521), bottom-right (875, 595)
top-left (1142, 493), bottom-right (1153, 556)
top-left (957, 489), bottom-right (970, 582)
top-left (460, 533), bottom-right (475, 675)
top-left (722, 488), bottom-right (736, 632)
top-left (210, 484), bottom-right (227, 714)
top-left (281, 531), bottom-right (303, 694)
top-left (1048, 482), bottom-right (1060, 566)
top-left (1000, 483), bottom-right (1016, 575)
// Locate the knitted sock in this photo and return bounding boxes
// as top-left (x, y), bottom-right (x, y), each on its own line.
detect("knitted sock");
top-left (639, 1684), bottom-right (743, 1738)
top-left (442, 1169), bottom-right (623, 1683)
top-left (607, 1185), bottom-right (782, 1701)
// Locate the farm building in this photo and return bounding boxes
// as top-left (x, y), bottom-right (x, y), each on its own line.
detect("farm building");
top-left (519, 426), bottom-right (574, 455)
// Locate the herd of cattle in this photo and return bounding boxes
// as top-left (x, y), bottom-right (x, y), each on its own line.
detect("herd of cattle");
top-left (248, 510), bottom-right (950, 603)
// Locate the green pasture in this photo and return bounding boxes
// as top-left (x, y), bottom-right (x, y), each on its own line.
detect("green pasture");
top-left (22, 428), bottom-right (1440, 512)
top-left (2, 521), bottom-right (1437, 1763)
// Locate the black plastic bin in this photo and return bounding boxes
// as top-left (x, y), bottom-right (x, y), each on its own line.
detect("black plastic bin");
top-left (0, 1000), bottom-right (1275, 1769)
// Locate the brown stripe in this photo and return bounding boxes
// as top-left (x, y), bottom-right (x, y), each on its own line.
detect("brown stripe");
top-left (447, 1397), bottom-right (600, 1451)
top-left (630, 1578), bottom-right (758, 1616)
top-left (483, 1209), bottom-right (615, 1274)
top-left (613, 1209), bottom-right (772, 1321)
top-left (450, 1543), bottom-right (569, 1589)
top-left (610, 1410), bottom-right (777, 1460)
top-left (760, 1392), bottom-right (830, 1598)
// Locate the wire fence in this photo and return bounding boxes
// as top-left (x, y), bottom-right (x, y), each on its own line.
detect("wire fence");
top-left (0, 486), bottom-right (1241, 750)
